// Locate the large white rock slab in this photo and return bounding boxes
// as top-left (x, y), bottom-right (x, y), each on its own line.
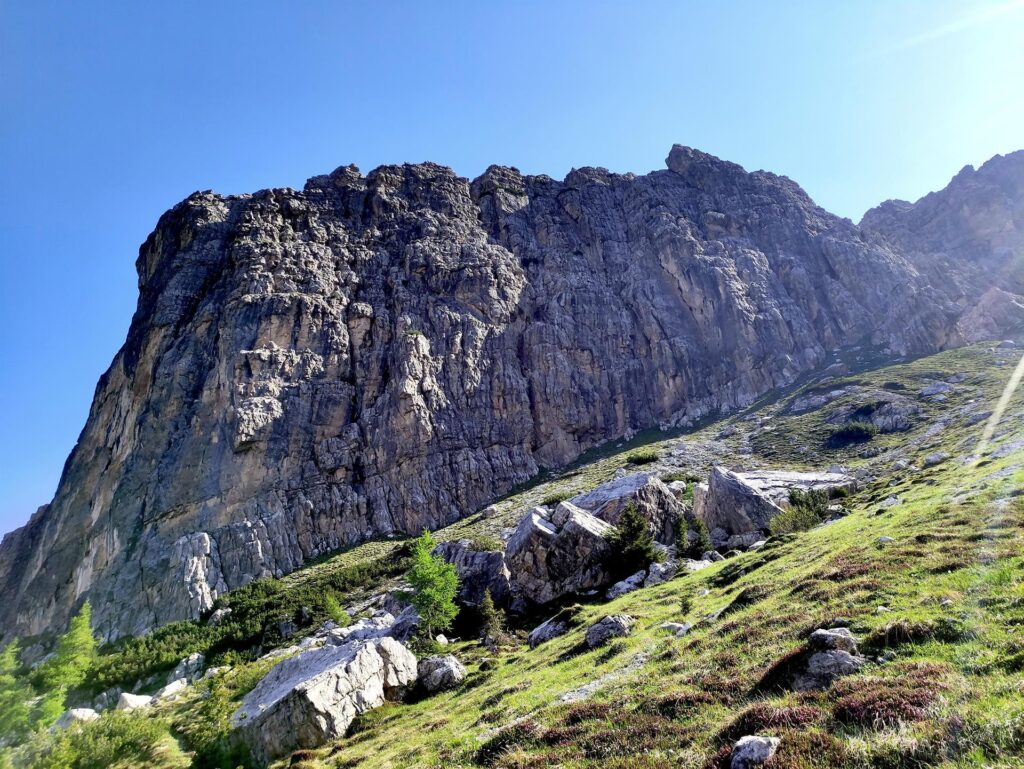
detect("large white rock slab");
top-left (231, 636), bottom-right (417, 767)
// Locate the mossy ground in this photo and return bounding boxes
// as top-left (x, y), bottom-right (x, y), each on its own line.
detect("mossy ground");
top-left (19, 343), bottom-right (1024, 768)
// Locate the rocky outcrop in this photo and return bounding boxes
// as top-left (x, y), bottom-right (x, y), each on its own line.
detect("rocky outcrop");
top-left (695, 466), bottom-right (854, 548)
top-left (505, 503), bottom-right (614, 608)
top-left (2, 146), bottom-right (1022, 641)
top-left (231, 636), bottom-right (417, 767)
top-left (433, 540), bottom-right (511, 607)
top-left (570, 473), bottom-right (684, 545)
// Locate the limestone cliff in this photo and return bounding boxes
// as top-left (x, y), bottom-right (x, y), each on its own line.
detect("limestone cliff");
top-left (2, 145), bottom-right (1021, 641)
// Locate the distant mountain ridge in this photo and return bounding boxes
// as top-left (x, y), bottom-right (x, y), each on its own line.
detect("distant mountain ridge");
top-left (2, 144), bottom-right (1022, 642)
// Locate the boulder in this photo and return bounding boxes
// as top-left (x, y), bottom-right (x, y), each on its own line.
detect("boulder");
top-left (606, 571), bottom-right (647, 600)
top-left (827, 393), bottom-right (920, 433)
top-left (169, 651), bottom-right (205, 684)
top-left (506, 503), bottom-right (614, 607)
top-left (695, 466), bottom-right (854, 547)
top-left (584, 615), bottom-right (634, 648)
top-left (207, 607), bottom-right (232, 626)
top-left (116, 692), bottom-right (153, 711)
top-left (793, 650), bottom-right (865, 691)
top-left (923, 452), bottom-right (948, 467)
top-left (643, 561), bottom-right (676, 586)
top-left (231, 636), bottom-right (417, 767)
top-left (694, 468), bottom-right (784, 547)
top-left (919, 381), bottom-right (953, 398)
top-left (808, 627), bottom-right (857, 653)
top-left (54, 708), bottom-right (100, 730)
top-left (417, 655), bottom-right (467, 692)
top-left (154, 677), bottom-right (188, 700)
top-left (731, 735), bottom-right (780, 768)
top-left (570, 473), bottom-right (685, 544)
top-left (528, 616), bottom-right (571, 648)
top-left (434, 539), bottom-right (511, 606)
top-left (659, 621), bottom-right (692, 637)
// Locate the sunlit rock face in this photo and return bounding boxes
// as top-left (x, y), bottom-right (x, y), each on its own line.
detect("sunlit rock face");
top-left (2, 146), bottom-right (1021, 641)
top-left (860, 149), bottom-right (1024, 341)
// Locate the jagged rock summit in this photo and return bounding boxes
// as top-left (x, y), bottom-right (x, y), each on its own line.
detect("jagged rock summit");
top-left (2, 145), bottom-right (1023, 641)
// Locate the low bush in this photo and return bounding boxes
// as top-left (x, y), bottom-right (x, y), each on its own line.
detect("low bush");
top-left (770, 488), bottom-right (832, 536)
top-left (541, 492), bottom-right (570, 507)
top-left (626, 449), bottom-right (659, 465)
top-left (826, 421), bottom-right (878, 448)
top-left (475, 721), bottom-right (540, 766)
top-left (468, 534), bottom-right (504, 552)
top-left (23, 711), bottom-right (172, 769)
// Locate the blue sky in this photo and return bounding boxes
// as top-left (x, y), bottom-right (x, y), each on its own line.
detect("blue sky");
top-left (1, 1), bottom-right (1023, 536)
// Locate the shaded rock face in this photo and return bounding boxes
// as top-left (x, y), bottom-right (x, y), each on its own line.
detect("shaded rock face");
top-left (433, 540), bottom-right (511, 607)
top-left (2, 145), bottom-right (1021, 641)
top-left (506, 502), bottom-right (614, 608)
top-left (230, 636), bottom-right (417, 767)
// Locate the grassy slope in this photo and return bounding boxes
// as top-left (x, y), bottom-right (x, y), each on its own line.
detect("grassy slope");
top-left (44, 343), bottom-right (1024, 768)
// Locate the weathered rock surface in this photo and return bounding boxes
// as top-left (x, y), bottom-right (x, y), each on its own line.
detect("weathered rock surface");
top-left (695, 466), bottom-right (854, 547)
top-left (2, 146), bottom-right (1023, 641)
top-left (417, 654), bottom-right (466, 692)
top-left (168, 651), bottom-right (205, 684)
top-left (230, 636), bottom-right (417, 767)
top-left (433, 539), bottom-right (511, 607)
top-left (54, 708), bottom-right (100, 730)
top-left (116, 692), bottom-right (152, 711)
top-left (585, 615), bottom-right (634, 648)
top-left (570, 473), bottom-right (684, 544)
top-left (861, 150), bottom-right (1024, 341)
top-left (731, 735), bottom-right (781, 768)
top-left (528, 615), bottom-right (572, 648)
top-left (506, 503), bottom-right (613, 607)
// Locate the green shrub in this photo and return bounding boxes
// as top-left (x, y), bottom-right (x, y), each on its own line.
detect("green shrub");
top-left (541, 492), bottom-right (571, 507)
top-left (769, 488), bottom-right (832, 535)
top-left (23, 711), bottom-right (172, 769)
top-left (467, 534), bottom-right (503, 552)
top-left (0, 642), bottom-right (31, 744)
top-left (826, 421), bottom-right (878, 448)
top-left (678, 517), bottom-right (713, 559)
top-left (33, 602), bottom-right (97, 728)
top-left (626, 449), bottom-right (659, 465)
top-left (607, 504), bottom-right (664, 580)
top-left (477, 589), bottom-right (505, 643)
top-left (323, 593), bottom-right (350, 627)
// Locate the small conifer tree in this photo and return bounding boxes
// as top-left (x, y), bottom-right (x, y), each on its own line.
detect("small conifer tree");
top-left (607, 504), bottom-right (663, 579)
top-left (406, 531), bottom-right (459, 638)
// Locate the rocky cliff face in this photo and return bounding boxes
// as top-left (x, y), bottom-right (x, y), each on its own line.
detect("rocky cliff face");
top-left (861, 150), bottom-right (1024, 340)
top-left (2, 145), bottom-right (1021, 641)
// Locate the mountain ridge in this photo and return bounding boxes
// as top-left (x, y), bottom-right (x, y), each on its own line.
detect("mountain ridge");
top-left (2, 145), bottom-right (1023, 643)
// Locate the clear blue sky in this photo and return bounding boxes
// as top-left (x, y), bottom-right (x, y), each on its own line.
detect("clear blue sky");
top-left (1, 1), bottom-right (1023, 536)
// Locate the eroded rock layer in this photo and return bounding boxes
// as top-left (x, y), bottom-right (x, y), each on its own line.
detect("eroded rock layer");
top-left (2, 146), bottom-right (1022, 640)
